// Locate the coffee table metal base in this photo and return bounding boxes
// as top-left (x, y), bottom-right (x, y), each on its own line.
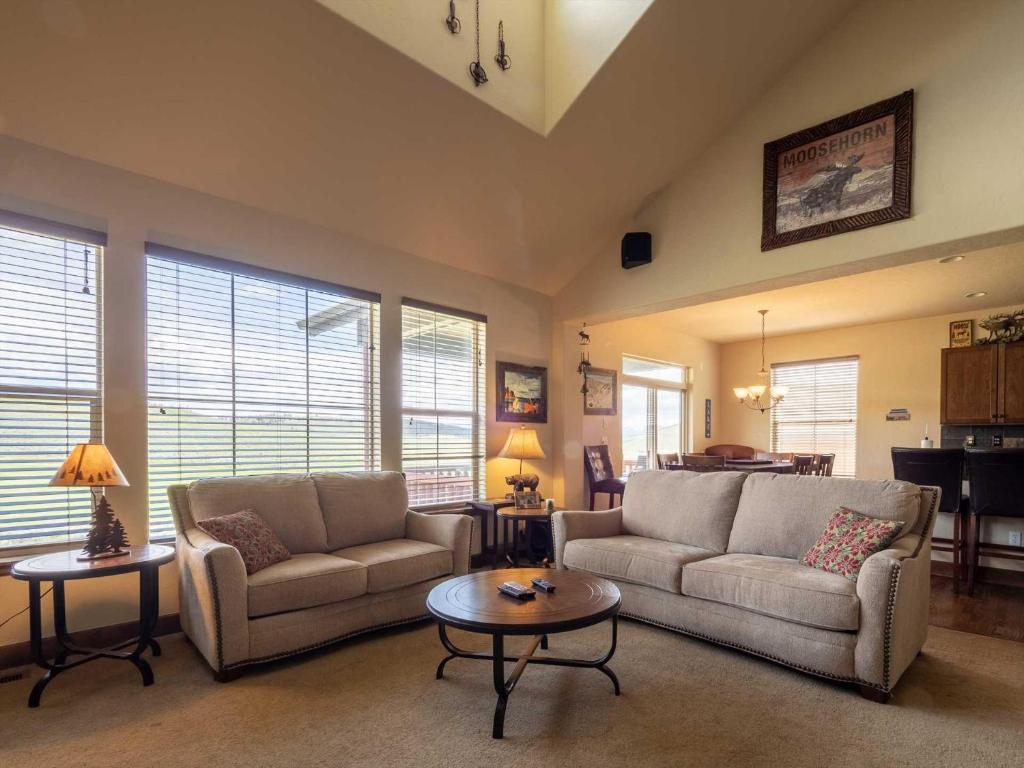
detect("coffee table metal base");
top-left (434, 616), bottom-right (620, 739)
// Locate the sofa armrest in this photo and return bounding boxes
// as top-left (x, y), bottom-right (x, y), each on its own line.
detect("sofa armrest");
top-left (176, 530), bottom-right (249, 673)
top-left (552, 507), bottom-right (623, 569)
top-left (405, 510), bottom-right (473, 576)
top-left (854, 533), bottom-right (931, 693)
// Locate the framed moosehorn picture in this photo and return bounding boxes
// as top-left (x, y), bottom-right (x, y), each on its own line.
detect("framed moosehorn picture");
top-left (762, 90), bottom-right (913, 251)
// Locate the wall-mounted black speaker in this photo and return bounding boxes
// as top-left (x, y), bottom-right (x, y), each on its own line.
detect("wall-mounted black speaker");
top-left (621, 232), bottom-right (652, 270)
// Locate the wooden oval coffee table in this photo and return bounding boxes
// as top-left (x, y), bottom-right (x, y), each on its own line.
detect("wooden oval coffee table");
top-left (427, 567), bottom-right (621, 738)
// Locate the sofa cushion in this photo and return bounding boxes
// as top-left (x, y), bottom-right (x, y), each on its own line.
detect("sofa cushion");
top-left (332, 538), bottom-right (452, 593)
top-left (195, 508), bottom-right (291, 575)
top-left (563, 535), bottom-right (718, 594)
top-left (621, 470), bottom-right (746, 552)
top-left (313, 471), bottom-right (409, 551)
top-left (680, 553), bottom-right (860, 631)
top-left (802, 507), bottom-right (905, 581)
top-left (727, 474), bottom-right (921, 560)
top-left (246, 553), bottom-right (367, 618)
top-left (188, 474), bottom-right (328, 554)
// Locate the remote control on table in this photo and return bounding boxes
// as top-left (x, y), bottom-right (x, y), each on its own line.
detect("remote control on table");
top-left (498, 581), bottom-right (536, 600)
top-left (531, 578), bottom-right (556, 593)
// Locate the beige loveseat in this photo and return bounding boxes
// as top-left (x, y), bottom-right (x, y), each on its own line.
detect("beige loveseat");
top-left (170, 471), bottom-right (472, 680)
top-left (553, 471), bottom-right (939, 701)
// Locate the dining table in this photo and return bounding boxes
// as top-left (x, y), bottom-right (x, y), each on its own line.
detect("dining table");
top-left (666, 459), bottom-right (795, 474)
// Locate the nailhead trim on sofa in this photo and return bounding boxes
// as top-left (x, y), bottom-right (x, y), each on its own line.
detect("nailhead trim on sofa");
top-left (619, 611), bottom-right (889, 695)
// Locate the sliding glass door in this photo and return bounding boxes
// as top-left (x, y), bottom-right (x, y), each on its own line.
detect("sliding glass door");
top-left (622, 383), bottom-right (684, 474)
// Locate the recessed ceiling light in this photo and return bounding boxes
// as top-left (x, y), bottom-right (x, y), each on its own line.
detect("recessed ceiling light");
top-left (938, 255), bottom-right (964, 264)
top-left (965, 291), bottom-right (988, 298)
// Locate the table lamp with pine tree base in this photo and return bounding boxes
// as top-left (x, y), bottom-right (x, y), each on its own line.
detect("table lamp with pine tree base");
top-left (50, 443), bottom-right (131, 561)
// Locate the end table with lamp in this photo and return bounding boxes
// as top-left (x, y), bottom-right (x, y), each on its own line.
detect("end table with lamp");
top-left (11, 442), bottom-right (175, 708)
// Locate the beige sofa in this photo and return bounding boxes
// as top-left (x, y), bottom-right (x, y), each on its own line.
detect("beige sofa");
top-left (169, 471), bottom-right (472, 680)
top-left (553, 470), bottom-right (939, 701)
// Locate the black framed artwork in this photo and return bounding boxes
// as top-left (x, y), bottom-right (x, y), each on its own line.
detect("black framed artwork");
top-left (762, 90), bottom-right (913, 251)
top-left (496, 361), bottom-right (548, 423)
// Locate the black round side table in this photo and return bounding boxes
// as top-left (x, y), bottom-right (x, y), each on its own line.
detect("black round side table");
top-left (11, 544), bottom-right (175, 708)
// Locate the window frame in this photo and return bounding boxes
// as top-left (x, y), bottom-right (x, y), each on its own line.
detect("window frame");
top-left (400, 298), bottom-right (487, 510)
top-left (769, 355), bottom-right (860, 478)
top-left (144, 243), bottom-right (382, 541)
top-left (621, 355), bottom-right (689, 474)
top-left (0, 212), bottom-right (106, 556)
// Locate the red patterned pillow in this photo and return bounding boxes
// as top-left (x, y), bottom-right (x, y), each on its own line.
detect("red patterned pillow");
top-left (801, 507), bottom-right (904, 582)
top-left (196, 509), bottom-right (291, 575)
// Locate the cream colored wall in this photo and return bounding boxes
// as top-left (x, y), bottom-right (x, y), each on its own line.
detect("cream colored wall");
top-left (554, 0), bottom-right (1024, 323)
top-left (0, 136), bottom-right (553, 648)
top-left (543, 0), bottom-right (653, 132)
top-left (556, 314), bottom-right (720, 510)
top-left (718, 304), bottom-right (1024, 570)
top-left (316, 0), bottom-right (546, 134)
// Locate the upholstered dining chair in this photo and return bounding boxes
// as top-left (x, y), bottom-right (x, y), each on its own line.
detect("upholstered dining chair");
top-left (793, 454), bottom-right (815, 475)
top-left (656, 452), bottom-right (681, 469)
top-left (583, 444), bottom-right (627, 511)
top-left (704, 444), bottom-right (756, 459)
top-left (892, 447), bottom-right (968, 593)
top-left (815, 453), bottom-right (836, 476)
top-left (681, 453), bottom-right (726, 472)
top-left (965, 448), bottom-right (1024, 595)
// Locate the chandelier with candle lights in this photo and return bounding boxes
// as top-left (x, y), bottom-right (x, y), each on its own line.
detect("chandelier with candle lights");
top-left (733, 310), bottom-right (788, 414)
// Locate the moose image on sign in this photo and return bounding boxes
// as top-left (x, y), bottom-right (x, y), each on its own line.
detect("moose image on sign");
top-left (762, 91), bottom-right (912, 251)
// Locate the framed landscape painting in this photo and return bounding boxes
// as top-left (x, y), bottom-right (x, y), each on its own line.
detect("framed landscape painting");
top-left (762, 90), bottom-right (913, 251)
top-left (584, 368), bottom-right (617, 415)
top-left (496, 361), bottom-right (547, 423)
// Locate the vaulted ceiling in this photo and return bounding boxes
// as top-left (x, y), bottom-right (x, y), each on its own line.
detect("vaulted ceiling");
top-left (0, 0), bottom-right (858, 294)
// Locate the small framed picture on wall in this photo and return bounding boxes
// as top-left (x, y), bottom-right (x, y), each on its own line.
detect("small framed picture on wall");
top-left (949, 319), bottom-right (973, 348)
top-left (584, 368), bottom-right (617, 415)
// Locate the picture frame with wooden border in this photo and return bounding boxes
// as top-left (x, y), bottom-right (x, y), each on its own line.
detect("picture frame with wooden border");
top-left (949, 319), bottom-right (973, 348)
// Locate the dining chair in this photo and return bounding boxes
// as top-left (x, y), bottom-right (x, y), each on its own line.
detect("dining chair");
top-left (891, 447), bottom-right (968, 593)
top-left (793, 454), bottom-right (815, 475)
top-left (681, 453), bottom-right (726, 472)
top-left (965, 448), bottom-right (1024, 595)
top-left (656, 452), bottom-right (681, 469)
top-left (815, 453), bottom-right (836, 477)
top-left (583, 444), bottom-right (627, 511)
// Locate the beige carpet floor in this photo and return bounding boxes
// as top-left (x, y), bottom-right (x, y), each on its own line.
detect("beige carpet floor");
top-left (2, 620), bottom-right (1022, 768)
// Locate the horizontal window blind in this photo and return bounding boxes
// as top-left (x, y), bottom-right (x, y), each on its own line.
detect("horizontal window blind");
top-left (401, 300), bottom-right (486, 507)
top-left (146, 250), bottom-right (380, 539)
top-left (770, 357), bottom-right (859, 477)
top-left (0, 221), bottom-right (102, 549)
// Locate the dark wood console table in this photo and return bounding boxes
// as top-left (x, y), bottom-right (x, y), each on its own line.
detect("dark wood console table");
top-left (11, 544), bottom-right (175, 707)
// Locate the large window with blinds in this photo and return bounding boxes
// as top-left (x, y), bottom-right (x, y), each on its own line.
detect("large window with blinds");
top-left (0, 216), bottom-right (104, 549)
top-left (770, 357), bottom-right (859, 477)
top-left (401, 300), bottom-right (486, 507)
top-left (146, 245), bottom-right (381, 539)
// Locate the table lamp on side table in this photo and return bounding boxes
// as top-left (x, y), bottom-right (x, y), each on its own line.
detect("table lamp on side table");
top-left (498, 426), bottom-right (546, 497)
top-left (50, 442), bottom-right (131, 561)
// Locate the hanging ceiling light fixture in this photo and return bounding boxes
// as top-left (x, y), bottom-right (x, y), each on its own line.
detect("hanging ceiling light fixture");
top-left (733, 309), bottom-right (788, 414)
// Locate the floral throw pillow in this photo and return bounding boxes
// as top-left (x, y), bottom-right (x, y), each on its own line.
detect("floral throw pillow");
top-left (196, 509), bottom-right (291, 575)
top-left (801, 507), bottom-right (904, 582)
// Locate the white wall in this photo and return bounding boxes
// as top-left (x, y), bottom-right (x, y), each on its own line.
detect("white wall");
top-left (316, 0), bottom-right (546, 133)
top-left (543, 0), bottom-right (653, 132)
top-left (554, 0), bottom-right (1024, 323)
top-left (0, 136), bottom-right (553, 648)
